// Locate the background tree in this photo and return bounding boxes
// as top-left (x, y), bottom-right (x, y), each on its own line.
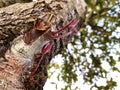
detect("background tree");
top-left (46, 0), bottom-right (120, 90)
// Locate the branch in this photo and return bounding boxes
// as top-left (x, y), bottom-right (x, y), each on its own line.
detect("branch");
top-left (0, 0), bottom-right (86, 90)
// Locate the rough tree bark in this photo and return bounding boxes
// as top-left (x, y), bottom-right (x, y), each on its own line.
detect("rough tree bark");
top-left (0, 0), bottom-right (32, 8)
top-left (0, 0), bottom-right (86, 90)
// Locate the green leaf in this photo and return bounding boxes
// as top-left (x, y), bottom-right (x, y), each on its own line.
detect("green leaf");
top-left (112, 67), bottom-right (120, 72)
top-left (50, 82), bottom-right (56, 84)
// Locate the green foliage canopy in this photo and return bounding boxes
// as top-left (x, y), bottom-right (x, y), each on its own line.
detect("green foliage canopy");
top-left (48, 0), bottom-right (120, 90)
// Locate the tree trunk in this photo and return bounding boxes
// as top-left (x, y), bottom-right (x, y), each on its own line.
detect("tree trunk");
top-left (0, 0), bottom-right (86, 90)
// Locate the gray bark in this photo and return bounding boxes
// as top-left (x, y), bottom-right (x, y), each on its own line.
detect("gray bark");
top-left (0, 0), bottom-right (86, 90)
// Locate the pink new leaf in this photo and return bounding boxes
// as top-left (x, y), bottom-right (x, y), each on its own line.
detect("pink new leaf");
top-left (69, 20), bottom-right (79, 29)
top-left (42, 43), bottom-right (53, 54)
top-left (52, 20), bottom-right (74, 34)
top-left (52, 31), bottom-right (73, 39)
top-left (30, 43), bottom-right (52, 77)
top-left (52, 19), bottom-right (79, 39)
